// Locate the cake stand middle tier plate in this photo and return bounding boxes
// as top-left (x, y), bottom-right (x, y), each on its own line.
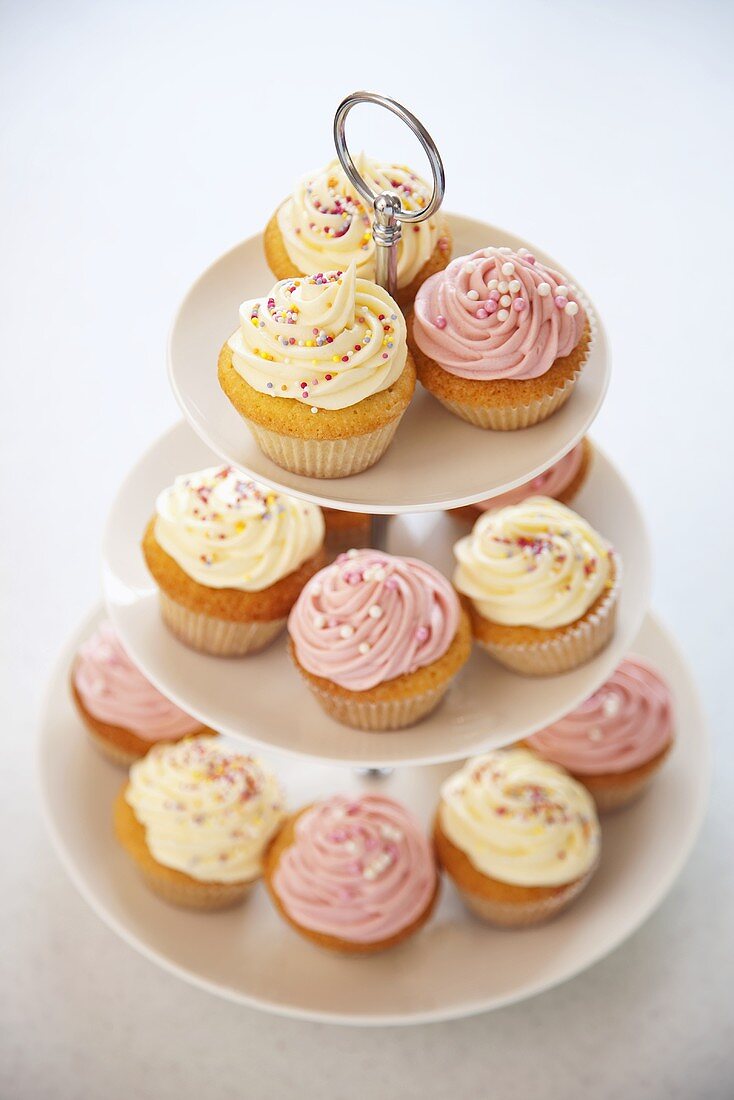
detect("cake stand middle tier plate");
top-left (168, 212), bottom-right (610, 514)
top-left (101, 421), bottom-right (651, 768)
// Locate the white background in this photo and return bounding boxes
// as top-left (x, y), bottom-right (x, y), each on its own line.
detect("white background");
top-left (2, 0), bottom-right (733, 1096)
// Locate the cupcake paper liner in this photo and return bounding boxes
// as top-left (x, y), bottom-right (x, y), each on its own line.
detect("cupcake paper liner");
top-left (476, 563), bottom-right (622, 676)
top-left (435, 367), bottom-right (579, 431)
top-left (85, 725), bottom-right (142, 769)
top-left (303, 678), bottom-right (454, 732)
top-left (456, 864), bottom-right (596, 928)
top-left (138, 866), bottom-right (255, 911)
top-left (583, 768), bottom-right (662, 814)
top-left (159, 592), bottom-right (285, 657)
top-left (244, 418), bottom-right (402, 479)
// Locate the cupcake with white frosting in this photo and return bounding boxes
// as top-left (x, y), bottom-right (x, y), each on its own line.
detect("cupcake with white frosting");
top-left (114, 735), bottom-right (285, 909)
top-left (434, 748), bottom-right (601, 927)
top-left (454, 496), bottom-right (620, 675)
top-left (263, 154), bottom-right (452, 307)
top-left (218, 264), bottom-right (416, 478)
top-left (142, 466), bottom-right (325, 656)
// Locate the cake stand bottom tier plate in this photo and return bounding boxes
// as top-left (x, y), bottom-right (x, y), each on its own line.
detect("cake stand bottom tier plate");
top-left (39, 609), bottom-right (708, 1027)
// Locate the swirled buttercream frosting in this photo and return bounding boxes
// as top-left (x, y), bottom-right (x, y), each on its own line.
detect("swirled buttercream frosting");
top-left (227, 264), bottom-right (406, 411)
top-left (440, 748), bottom-right (600, 887)
top-left (288, 549), bottom-right (460, 691)
top-left (276, 154), bottom-right (444, 289)
top-left (272, 794), bottom-right (436, 943)
top-left (528, 656), bottom-right (673, 774)
top-left (153, 466), bottom-right (324, 590)
top-left (126, 736), bottom-right (285, 883)
top-left (74, 621), bottom-right (200, 741)
top-left (453, 496), bottom-right (612, 629)
top-left (414, 246), bottom-right (587, 380)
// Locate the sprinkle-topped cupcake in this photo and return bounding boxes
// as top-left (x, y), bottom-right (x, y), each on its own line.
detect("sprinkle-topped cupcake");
top-left (453, 496), bottom-right (620, 675)
top-left (264, 793), bottom-right (439, 953)
top-left (72, 620), bottom-right (204, 766)
top-left (142, 466), bottom-right (325, 656)
top-left (288, 549), bottom-right (471, 730)
top-left (528, 655), bottom-right (674, 810)
top-left (114, 735), bottom-right (286, 910)
top-left (218, 265), bottom-right (416, 477)
top-left (411, 246), bottom-right (591, 429)
top-left (434, 748), bottom-right (601, 926)
top-left (264, 154), bottom-right (452, 306)
top-left (452, 438), bottom-right (593, 521)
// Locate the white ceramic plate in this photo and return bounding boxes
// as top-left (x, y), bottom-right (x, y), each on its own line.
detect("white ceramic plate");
top-left (168, 213), bottom-right (610, 514)
top-left (101, 421), bottom-right (651, 768)
top-left (39, 609), bottom-right (708, 1026)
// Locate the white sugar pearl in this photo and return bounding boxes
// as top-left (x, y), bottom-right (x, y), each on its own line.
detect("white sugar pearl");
top-left (555, 285), bottom-right (568, 297)
top-left (346, 548), bottom-right (359, 558)
top-left (509, 279), bottom-right (521, 294)
top-left (467, 289), bottom-right (479, 301)
top-left (314, 613), bottom-right (326, 629)
top-left (310, 407), bottom-right (318, 414)
top-left (358, 642), bottom-right (370, 655)
top-left (497, 308), bottom-right (509, 321)
top-left (501, 261), bottom-right (515, 276)
top-left (538, 282), bottom-right (551, 297)
top-left (588, 727), bottom-right (604, 742)
top-left (564, 301), bottom-right (579, 316)
top-left (498, 246), bottom-right (512, 254)
top-left (340, 624), bottom-right (355, 638)
top-left (602, 695), bottom-right (621, 716)
top-left (372, 567), bottom-right (386, 582)
top-left (488, 279), bottom-right (498, 291)
top-left (463, 262), bottom-right (476, 274)
top-left (518, 247), bottom-right (529, 256)
top-left (500, 294), bottom-right (511, 307)
top-left (368, 605), bottom-right (383, 619)
top-left (498, 281), bottom-right (509, 293)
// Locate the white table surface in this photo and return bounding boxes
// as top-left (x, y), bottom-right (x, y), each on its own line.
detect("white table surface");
top-left (2, 1), bottom-right (732, 1096)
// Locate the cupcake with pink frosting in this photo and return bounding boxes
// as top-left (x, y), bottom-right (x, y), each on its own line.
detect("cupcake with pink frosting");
top-left (527, 655), bottom-right (674, 811)
top-left (452, 438), bottom-right (593, 521)
top-left (72, 620), bottom-right (205, 766)
top-left (411, 246), bottom-right (591, 430)
top-left (264, 794), bottom-right (439, 954)
top-left (288, 549), bottom-right (472, 730)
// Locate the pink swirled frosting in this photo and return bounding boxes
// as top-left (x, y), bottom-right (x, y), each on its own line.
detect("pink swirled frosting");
top-left (413, 246), bottom-right (587, 380)
top-left (73, 621), bottom-right (201, 740)
top-left (474, 441), bottom-right (586, 513)
top-left (272, 795), bottom-right (437, 943)
top-left (528, 656), bottom-right (674, 775)
top-left (288, 549), bottom-right (460, 691)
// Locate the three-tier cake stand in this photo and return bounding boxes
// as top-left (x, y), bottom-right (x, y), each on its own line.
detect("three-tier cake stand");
top-left (39, 93), bottom-right (709, 1026)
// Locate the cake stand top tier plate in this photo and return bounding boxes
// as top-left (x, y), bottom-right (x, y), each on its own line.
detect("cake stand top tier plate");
top-left (168, 213), bottom-right (610, 514)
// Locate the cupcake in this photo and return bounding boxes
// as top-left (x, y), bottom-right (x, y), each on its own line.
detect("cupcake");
top-left (411, 246), bottom-right (591, 430)
top-left (264, 794), bottom-right (439, 954)
top-left (527, 655), bottom-right (674, 811)
top-left (114, 735), bottom-right (285, 910)
top-left (264, 154), bottom-right (452, 307)
top-left (142, 466), bottom-right (325, 656)
top-left (454, 496), bottom-right (620, 675)
top-left (435, 748), bottom-right (600, 927)
top-left (71, 620), bottom-right (205, 766)
top-left (218, 265), bottom-right (416, 478)
top-left (288, 549), bottom-right (472, 730)
top-left (321, 507), bottom-right (372, 559)
top-left (451, 437), bottom-right (593, 522)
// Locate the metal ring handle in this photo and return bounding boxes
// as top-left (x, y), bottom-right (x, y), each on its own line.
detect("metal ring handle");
top-left (333, 91), bottom-right (445, 223)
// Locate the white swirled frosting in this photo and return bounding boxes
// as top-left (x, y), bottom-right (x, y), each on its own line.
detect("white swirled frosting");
top-left (276, 154), bottom-right (443, 289)
top-left (227, 264), bottom-right (407, 411)
top-left (126, 736), bottom-right (286, 883)
top-left (440, 748), bottom-right (600, 887)
top-left (453, 496), bottom-right (612, 629)
top-left (154, 466), bottom-right (324, 590)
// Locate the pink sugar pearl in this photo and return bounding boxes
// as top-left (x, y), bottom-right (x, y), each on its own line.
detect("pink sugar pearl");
top-left (486, 300), bottom-right (498, 314)
top-left (435, 315), bottom-right (447, 329)
top-left (513, 298), bottom-right (527, 312)
top-left (476, 308), bottom-right (488, 319)
top-left (554, 296), bottom-right (568, 309)
top-left (489, 290), bottom-right (500, 301)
